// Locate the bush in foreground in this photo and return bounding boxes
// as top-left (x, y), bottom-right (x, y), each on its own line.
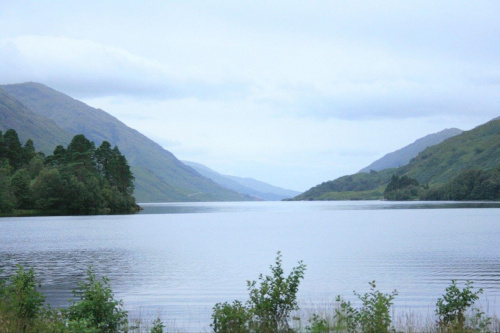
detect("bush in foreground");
top-left (67, 267), bottom-right (128, 332)
top-left (211, 252), bottom-right (306, 333)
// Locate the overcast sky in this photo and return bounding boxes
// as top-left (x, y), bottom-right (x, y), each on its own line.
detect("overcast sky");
top-left (1, 1), bottom-right (499, 191)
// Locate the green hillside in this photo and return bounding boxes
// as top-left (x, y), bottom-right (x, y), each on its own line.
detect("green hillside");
top-left (400, 118), bottom-right (500, 185)
top-left (0, 89), bottom-right (73, 154)
top-left (0, 83), bottom-right (252, 202)
top-left (294, 118), bottom-right (500, 201)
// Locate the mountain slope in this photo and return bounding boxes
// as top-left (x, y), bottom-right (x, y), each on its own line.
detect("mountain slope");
top-left (359, 128), bottom-right (463, 173)
top-left (1, 82), bottom-right (251, 202)
top-left (183, 161), bottom-right (300, 200)
top-left (0, 89), bottom-right (73, 153)
top-left (294, 118), bottom-right (500, 200)
top-left (400, 118), bottom-right (500, 185)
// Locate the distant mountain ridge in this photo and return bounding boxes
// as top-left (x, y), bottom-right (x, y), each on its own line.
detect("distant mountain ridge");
top-left (0, 82), bottom-right (252, 202)
top-left (293, 117), bottom-right (500, 200)
top-left (359, 128), bottom-right (463, 173)
top-left (183, 161), bottom-right (300, 200)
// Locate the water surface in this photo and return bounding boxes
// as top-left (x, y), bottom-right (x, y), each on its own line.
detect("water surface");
top-left (1, 201), bottom-right (499, 331)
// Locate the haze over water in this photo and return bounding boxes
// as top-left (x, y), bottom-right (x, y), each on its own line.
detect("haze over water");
top-left (1, 201), bottom-right (499, 331)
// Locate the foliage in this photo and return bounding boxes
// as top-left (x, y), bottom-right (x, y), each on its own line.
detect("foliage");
top-left (0, 265), bottom-right (46, 331)
top-left (10, 168), bottom-right (32, 208)
top-left (293, 169), bottom-right (394, 201)
top-left (212, 252), bottom-right (306, 333)
top-left (337, 281), bottom-right (398, 333)
top-left (212, 300), bottom-right (251, 333)
top-left (68, 267), bottom-right (128, 333)
top-left (306, 281), bottom-right (398, 333)
top-left (0, 128), bottom-right (138, 214)
top-left (422, 168), bottom-right (500, 201)
top-left (384, 175), bottom-right (424, 200)
top-left (150, 317), bottom-right (165, 333)
top-left (306, 313), bottom-right (330, 333)
top-left (0, 163), bottom-right (15, 213)
top-left (436, 280), bottom-right (491, 332)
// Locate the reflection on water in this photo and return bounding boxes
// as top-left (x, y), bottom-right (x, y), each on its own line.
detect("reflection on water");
top-left (138, 201), bottom-right (500, 214)
top-left (1, 249), bottom-right (135, 307)
top-left (1, 201), bottom-right (499, 331)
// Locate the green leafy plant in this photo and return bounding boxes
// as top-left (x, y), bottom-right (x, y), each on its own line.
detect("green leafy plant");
top-left (334, 281), bottom-right (398, 333)
top-left (306, 313), bottom-right (329, 333)
top-left (436, 280), bottom-right (490, 332)
top-left (247, 252), bottom-right (306, 332)
top-left (212, 300), bottom-right (251, 333)
top-left (150, 317), bottom-right (165, 333)
top-left (212, 252), bottom-right (306, 333)
top-left (67, 267), bottom-right (128, 333)
top-left (0, 265), bottom-right (45, 331)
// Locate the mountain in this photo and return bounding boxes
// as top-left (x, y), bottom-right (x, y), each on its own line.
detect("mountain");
top-left (293, 117), bottom-right (500, 200)
top-left (183, 161), bottom-right (300, 200)
top-left (0, 89), bottom-right (73, 153)
top-left (359, 128), bottom-right (463, 173)
top-left (0, 82), bottom-right (252, 202)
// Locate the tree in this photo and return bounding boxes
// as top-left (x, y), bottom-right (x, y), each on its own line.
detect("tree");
top-left (384, 175), bottom-right (422, 200)
top-left (3, 129), bottom-right (24, 170)
top-left (45, 145), bottom-right (67, 166)
top-left (10, 169), bottom-right (32, 209)
top-left (27, 156), bottom-right (44, 179)
top-left (95, 141), bottom-right (113, 180)
top-left (0, 163), bottom-right (14, 213)
top-left (31, 168), bottom-right (66, 210)
top-left (22, 139), bottom-right (36, 166)
top-left (66, 134), bottom-right (96, 175)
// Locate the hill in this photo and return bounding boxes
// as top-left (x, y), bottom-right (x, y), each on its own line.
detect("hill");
top-left (0, 89), bottom-right (73, 153)
top-left (183, 161), bottom-right (300, 200)
top-left (293, 118), bottom-right (500, 200)
top-left (0, 82), bottom-right (252, 202)
top-left (359, 128), bottom-right (463, 173)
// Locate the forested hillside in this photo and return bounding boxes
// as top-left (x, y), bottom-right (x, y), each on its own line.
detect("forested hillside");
top-left (0, 83), bottom-right (252, 202)
top-left (294, 118), bottom-right (500, 201)
top-left (0, 129), bottom-right (137, 214)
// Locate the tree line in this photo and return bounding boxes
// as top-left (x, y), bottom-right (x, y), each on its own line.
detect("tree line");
top-left (0, 129), bottom-right (137, 214)
top-left (384, 169), bottom-right (500, 201)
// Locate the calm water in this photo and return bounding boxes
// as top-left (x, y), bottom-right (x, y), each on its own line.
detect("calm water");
top-left (1, 201), bottom-right (500, 331)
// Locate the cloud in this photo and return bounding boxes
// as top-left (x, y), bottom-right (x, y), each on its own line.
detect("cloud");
top-left (0, 35), bottom-right (249, 100)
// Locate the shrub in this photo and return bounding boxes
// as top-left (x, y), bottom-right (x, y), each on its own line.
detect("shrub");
top-left (436, 280), bottom-right (491, 332)
top-left (308, 281), bottom-right (398, 333)
top-left (306, 313), bottom-right (329, 333)
top-left (67, 267), bottom-right (128, 333)
top-left (212, 300), bottom-right (251, 333)
top-left (212, 252), bottom-right (306, 333)
top-left (150, 317), bottom-right (165, 333)
top-left (0, 265), bottom-right (45, 331)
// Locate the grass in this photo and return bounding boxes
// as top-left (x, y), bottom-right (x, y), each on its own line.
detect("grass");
top-left (290, 301), bottom-right (500, 332)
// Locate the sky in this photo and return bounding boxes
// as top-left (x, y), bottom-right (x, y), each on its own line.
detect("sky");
top-left (1, 1), bottom-right (499, 191)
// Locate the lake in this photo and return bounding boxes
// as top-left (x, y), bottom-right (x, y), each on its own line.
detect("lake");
top-left (1, 201), bottom-right (500, 331)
